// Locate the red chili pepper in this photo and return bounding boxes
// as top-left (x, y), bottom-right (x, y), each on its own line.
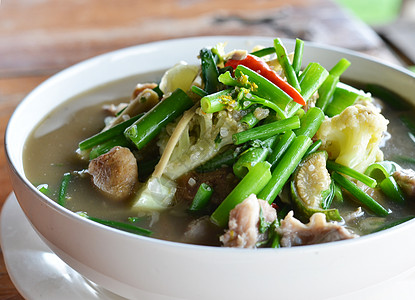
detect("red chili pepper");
top-left (225, 54), bottom-right (306, 106)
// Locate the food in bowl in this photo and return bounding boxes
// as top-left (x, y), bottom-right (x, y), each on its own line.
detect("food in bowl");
top-left (23, 37), bottom-right (415, 249)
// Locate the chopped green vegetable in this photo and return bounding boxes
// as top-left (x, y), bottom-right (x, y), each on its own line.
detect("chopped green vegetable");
top-left (267, 130), bottom-right (296, 170)
top-left (211, 161), bottom-right (272, 227)
top-left (274, 38), bottom-right (301, 92)
top-left (232, 116), bottom-right (300, 145)
top-left (250, 46), bottom-right (276, 57)
top-left (37, 184), bottom-right (50, 196)
top-left (125, 89), bottom-right (194, 150)
top-left (379, 176), bottom-right (405, 204)
top-left (78, 212), bottom-right (152, 236)
top-left (332, 172), bottom-right (389, 217)
top-left (58, 173), bottom-right (71, 207)
top-left (258, 135), bottom-right (313, 204)
top-left (189, 183), bottom-right (213, 212)
top-left (79, 113), bottom-right (143, 151)
top-left (304, 139), bottom-right (322, 157)
top-left (324, 83), bottom-right (371, 117)
top-left (89, 135), bottom-right (131, 160)
top-left (200, 48), bottom-right (221, 94)
top-left (327, 160), bottom-right (377, 188)
top-left (196, 147), bottom-right (243, 173)
top-left (286, 62), bottom-right (329, 117)
top-left (233, 136), bottom-right (278, 178)
top-left (292, 38), bottom-right (304, 76)
top-left (235, 65), bottom-right (292, 110)
top-left (293, 106), bottom-right (325, 138)
top-left (200, 89), bottom-right (233, 113)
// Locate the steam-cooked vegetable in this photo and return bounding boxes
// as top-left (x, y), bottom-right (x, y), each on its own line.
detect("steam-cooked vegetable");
top-left (315, 104), bottom-right (389, 173)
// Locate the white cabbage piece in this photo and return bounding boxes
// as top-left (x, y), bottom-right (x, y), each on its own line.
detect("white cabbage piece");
top-left (159, 62), bottom-right (200, 96)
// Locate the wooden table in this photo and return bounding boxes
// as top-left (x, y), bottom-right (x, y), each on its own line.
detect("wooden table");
top-left (0, 0), bottom-right (401, 298)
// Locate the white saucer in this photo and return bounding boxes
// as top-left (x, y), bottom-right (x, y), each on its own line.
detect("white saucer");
top-left (0, 193), bottom-right (127, 300)
top-left (2, 192), bottom-right (415, 300)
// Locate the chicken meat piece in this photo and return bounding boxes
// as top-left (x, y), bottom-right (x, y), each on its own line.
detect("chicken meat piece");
top-left (277, 211), bottom-right (358, 247)
top-left (88, 146), bottom-right (138, 201)
top-left (220, 194), bottom-right (277, 248)
top-left (393, 168), bottom-right (415, 198)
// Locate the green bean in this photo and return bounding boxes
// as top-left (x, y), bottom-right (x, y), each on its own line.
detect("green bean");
top-left (379, 176), bottom-right (405, 204)
top-left (125, 88), bottom-right (194, 150)
top-left (292, 38), bottom-right (304, 76)
top-left (89, 135), bottom-right (131, 160)
top-left (326, 160), bottom-right (377, 188)
top-left (331, 172), bottom-right (389, 217)
top-left (200, 48), bottom-right (221, 94)
top-left (274, 38), bottom-right (301, 92)
top-left (210, 161), bottom-right (272, 227)
top-left (304, 139), bottom-right (322, 157)
top-left (267, 130), bottom-right (296, 170)
top-left (293, 107), bottom-right (324, 138)
top-left (250, 47), bottom-right (276, 57)
top-left (258, 135), bottom-right (312, 204)
top-left (232, 116), bottom-right (300, 145)
top-left (233, 136), bottom-right (278, 178)
top-left (79, 113), bottom-right (143, 151)
top-left (58, 173), bottom-right (71, 207)
top-left (189, 183), bottom-right (213, 211)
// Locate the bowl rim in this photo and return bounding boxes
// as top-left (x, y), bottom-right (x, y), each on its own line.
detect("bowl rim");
top-left (5, 35), bottom-right (415, 253)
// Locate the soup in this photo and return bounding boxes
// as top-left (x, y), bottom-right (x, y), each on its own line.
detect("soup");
top-left (23, 38), bottom-right (415, 248)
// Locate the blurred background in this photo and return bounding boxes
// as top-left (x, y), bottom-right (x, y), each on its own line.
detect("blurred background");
top-left (0, 0), bottom-right (414, 298)
top-left (336, 0), bottom-right (415, 71)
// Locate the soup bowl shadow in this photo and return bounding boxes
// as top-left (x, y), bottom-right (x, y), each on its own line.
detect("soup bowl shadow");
top-left (5, 36), bottom-right (415, 300)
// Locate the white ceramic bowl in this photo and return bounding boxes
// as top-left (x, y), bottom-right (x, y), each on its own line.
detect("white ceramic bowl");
top-left (5, 36), bottom-right (415, 300)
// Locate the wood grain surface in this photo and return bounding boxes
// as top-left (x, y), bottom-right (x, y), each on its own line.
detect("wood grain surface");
top-left (0, 0), bottom-right (400, 298)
